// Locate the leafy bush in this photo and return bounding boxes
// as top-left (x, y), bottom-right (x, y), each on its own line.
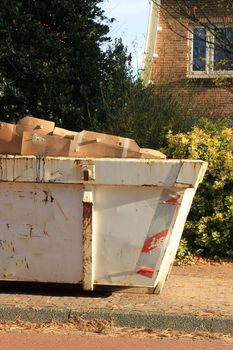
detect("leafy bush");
top-left (165, 119), bottom-right (233, 259)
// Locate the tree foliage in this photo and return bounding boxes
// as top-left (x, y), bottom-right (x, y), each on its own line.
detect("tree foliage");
top-left (102, 82), bottom-right (194, 149)
top-left (0, 0), bottom-right (133, 130)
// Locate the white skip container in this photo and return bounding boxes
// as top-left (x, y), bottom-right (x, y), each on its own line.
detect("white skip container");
top-left (0, 155), bottom-right (207, 293)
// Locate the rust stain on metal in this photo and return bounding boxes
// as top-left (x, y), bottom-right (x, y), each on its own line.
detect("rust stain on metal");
top-left (43, 190), bottom-right (49, 202)
top-left (82, 201), bottom-right (93, 290)
top-left (13, 176), bottom-right (21, 181)
top-left (48, 179), bottom-right (57, 183)
top-left (50, 170), bottom-right (61, 176)
top-left (175, 182), bottom-right (191, 188)
top-left (83, 202), bottom-right (93, 249)
top-left (30, 191), bottom-right (37, 195)
top-left (2, 273), bottom-right (14, 280)
top-left (83, 170), bottom-right (90, 181)
top-left (83, 256), bottom-right (92, 265)
top-left (0, 239), bottom-right (7, 249)
top-left (43, 223), bottom-right (49, 236)
top-left (27, 224), bottom-right (33, 237)
top-left (43, 190), bottom-right (54, 203)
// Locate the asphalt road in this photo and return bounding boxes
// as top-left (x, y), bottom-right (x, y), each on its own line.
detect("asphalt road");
top-left (0, 332), bottom-right (232, 350)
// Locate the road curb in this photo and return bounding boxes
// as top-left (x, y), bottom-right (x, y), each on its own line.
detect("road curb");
top-left (0, 305), bottom-right (232, 334)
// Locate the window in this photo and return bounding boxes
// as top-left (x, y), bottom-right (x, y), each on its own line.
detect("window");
top-left (188, 26), bottom-right (233, 77)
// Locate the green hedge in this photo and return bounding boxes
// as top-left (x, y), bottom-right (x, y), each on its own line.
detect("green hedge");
top-left (165, 120), bottom-right (233, 259)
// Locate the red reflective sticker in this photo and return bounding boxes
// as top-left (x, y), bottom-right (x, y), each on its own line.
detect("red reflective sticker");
top-left (137, 267), bottom-right (154, 278)
top-left (141, 228), bottom-right (169, 253)
top-left (165, 195), bottom-right (180, 205)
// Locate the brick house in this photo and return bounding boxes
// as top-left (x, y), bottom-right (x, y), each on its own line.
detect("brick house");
top-left (142, 0), bottom-right (233, 116)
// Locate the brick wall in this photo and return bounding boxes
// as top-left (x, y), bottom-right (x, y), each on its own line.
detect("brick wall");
top-left (151, 0), bottom-right (233, 116)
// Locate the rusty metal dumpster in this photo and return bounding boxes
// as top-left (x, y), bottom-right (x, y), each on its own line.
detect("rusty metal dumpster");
top-left (0, 155), bottom-right (207, 293)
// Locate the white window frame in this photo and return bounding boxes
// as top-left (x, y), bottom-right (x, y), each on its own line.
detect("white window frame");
top-left (187, 25), bottom-right (233, 78)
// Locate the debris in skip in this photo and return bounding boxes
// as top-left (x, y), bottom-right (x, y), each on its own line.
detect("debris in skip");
top-left (0, 116), bottom-right (166, 159)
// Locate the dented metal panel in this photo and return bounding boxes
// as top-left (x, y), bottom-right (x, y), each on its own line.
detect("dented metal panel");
top-left (0, 155), bottom-right (207, 292)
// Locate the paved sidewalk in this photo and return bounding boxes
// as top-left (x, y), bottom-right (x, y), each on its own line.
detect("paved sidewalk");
top-left (0, 265), bottom-right (232, 333)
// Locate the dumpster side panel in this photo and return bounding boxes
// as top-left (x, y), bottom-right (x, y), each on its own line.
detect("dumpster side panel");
top-left (135, 189), bottom-right (181, 279)
top-left (0, 182), bottom-right (83, 283)
top-left (153, 187), bottom-right (196, 293)
top-left (93, 185), bottom-right (184, 287)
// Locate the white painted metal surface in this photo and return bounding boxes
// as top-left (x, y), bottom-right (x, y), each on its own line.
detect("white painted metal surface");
top-left (0, 156), bottom-right (207, 293)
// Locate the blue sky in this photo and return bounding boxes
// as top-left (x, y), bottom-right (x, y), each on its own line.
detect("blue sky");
top-left (101, 0), bottom-right (150, 73)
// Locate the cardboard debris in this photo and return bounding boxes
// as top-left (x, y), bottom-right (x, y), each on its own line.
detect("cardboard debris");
top-left (21, 132), bottom-right (71, 157)
top-left (70, 130), bottom-right (141, 158)
top-left (17, 116), bottom-right (55, 135)
top-left (0, 116), bottom-right (166, 159)
top-left (140, 148), bottom-right (166, 159)
top-left (53, 126), bottom-right (77, 138)
top-left (0, 122), bottom-right (21, 155)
